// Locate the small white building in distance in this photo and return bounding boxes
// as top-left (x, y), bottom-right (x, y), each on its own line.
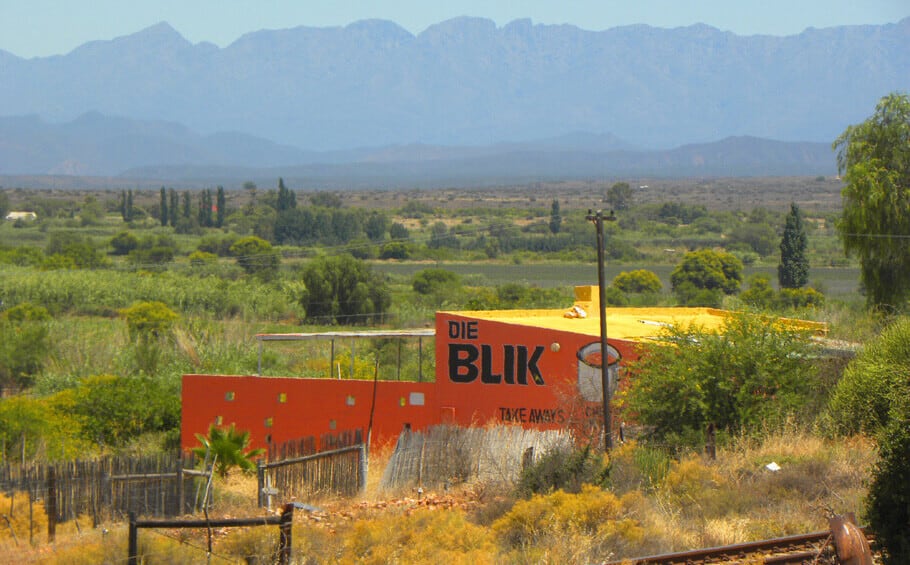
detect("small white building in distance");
top-left (4, 211), bottom-right (37, 221)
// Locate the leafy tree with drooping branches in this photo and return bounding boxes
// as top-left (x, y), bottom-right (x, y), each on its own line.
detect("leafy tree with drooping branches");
top-left (833, 92), bottom-right (910, 311)
top-left (299, 254), bottom-right (391, 325)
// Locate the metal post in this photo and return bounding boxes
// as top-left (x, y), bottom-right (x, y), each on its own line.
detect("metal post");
top-left (418, 337), bottom-right (423, 382)
top-left (128, 512), bottom-right (138, 565)
top-left (257, 339), bottom-right (263, 376)
top-left (587, 209), bottom-right (616, 452)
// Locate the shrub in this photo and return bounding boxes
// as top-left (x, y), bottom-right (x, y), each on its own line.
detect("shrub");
top-left (622, 313), bottom-right (818, 442)
top-left (866, 418), bottom-right (910, 565)
top-left (493, 484), bottom-right (644, 558)
top-left (516, 445), bottom-right (609, 497)
top-left (823, 316), bottom-right (910, 435)
top-left (412, 268), bottom-right (460, 295)
top-left (230, 235), bottom-right (280, 279)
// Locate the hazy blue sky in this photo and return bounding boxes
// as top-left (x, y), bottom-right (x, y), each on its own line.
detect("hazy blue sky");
top-left (1, 0), bottom-right (907, 58)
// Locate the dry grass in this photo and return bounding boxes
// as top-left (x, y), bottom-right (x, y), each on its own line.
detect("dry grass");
top-left (0, 428), bottom-right (877, 564)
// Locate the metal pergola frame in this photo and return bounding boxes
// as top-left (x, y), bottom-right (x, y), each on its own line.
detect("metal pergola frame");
top-left (255, 329), bottom-right (436, 380)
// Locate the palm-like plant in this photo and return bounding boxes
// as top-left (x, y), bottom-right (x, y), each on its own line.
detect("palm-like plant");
top-left (193, 424), bottom-right (265, 478)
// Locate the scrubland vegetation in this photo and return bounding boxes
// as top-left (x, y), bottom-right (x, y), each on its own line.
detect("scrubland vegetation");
top-left (0, 159), bottom-right (907, 562)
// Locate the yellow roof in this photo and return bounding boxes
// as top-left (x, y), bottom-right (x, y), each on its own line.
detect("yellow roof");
top-left (442, 286), bottom-right (825, 342)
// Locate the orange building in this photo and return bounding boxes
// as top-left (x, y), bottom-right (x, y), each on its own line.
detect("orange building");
top-left (181, 286), bottom-right (759, 451)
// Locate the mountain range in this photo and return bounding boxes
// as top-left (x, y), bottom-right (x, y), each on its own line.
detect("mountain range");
top-left (0, 17), bottom-right (907, 185)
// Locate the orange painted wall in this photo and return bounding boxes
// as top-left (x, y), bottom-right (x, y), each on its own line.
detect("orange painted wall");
top-left (182, 312), bottom-right (643, 451)
top-left (181, 375), bottom-right (437, 451)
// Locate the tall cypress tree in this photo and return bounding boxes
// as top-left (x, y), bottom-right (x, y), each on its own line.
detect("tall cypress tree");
top-left (277, 177), bottom-right (296, 211)
top-left (159, 187), bottom-right (168, 226)
top-left (216, 186), bottom-right (226, 228)
top-left (168, 188), bottom-right (178, 227)
top-left (778, 202), bottom-right (809, 288)
top-left (549, 199), bottom-right (561, 234)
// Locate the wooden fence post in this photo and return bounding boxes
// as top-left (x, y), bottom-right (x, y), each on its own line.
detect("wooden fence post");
top-left (46, 466), bottom-right (57, 543)
top-left (278, 503), bottom-right (294, 565)
top-left (176, 459), bottom-right (185, 516)
top-left (257, 461), bottom-right (265, 508)
top-left (705, 423), bottom-right (717, 460)
top-left (359, 444), bottom-right (368, 492)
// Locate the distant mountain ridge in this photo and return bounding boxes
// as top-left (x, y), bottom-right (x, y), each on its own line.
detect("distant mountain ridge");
top-left (0, 113), bottom-right (835, 185)
top-left (1, 16), bottom-right (907, 153)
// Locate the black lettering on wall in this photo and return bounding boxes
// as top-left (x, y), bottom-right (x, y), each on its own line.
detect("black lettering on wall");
top-left (449, 344), bottom-right (479, 383)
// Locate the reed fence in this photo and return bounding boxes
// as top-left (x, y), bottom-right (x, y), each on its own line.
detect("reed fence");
top-left (380, 425), bottom-right (574, 490)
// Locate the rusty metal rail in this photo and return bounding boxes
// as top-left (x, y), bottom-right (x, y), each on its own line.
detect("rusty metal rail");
top-left (605, 530), bottom-right (845, 564)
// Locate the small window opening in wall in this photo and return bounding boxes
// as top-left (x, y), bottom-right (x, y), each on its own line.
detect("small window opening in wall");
top-left (224, 391), bottom-right (235, 401)
top-left (346, 395), bottom-right (356, 406)
top-left (278, 392), bottom-right (287, 403)
top-left (214, 416), bottom-right (223, 426)
top-left (265, 434), bottom-right (272, 444)
top-left (329, 419), bottom-right (337, 430)
top-left (264, 417), bottom-right (273, 428)
top-left (409, 392), bottom-right (425, 406)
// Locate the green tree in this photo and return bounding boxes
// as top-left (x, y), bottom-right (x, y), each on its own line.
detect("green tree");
top-left (0, 304), bottom-right (51, 391)
top-left (310, 191), bottom-right (342, 208)
top-left (729, 222), bottom-right (777, 256)
top-left (62, 374), bottom-right (181, 449)
top-left (45, 232), bottom-right (108, 269)
top-left (276, 177), bottom-right (296, 212)
top-left (0, 190), bottom-right (9, 219)
top-left (606, 182), bottom-right (633, 211)
top-left (79, 195), bottom-right (105, 226)
top-left (215, 185), bottom-right (226, 228)
top-left (548, 199), bottom-right (562, 234)
top-left (193, 424), bottom-right (265, 478)
top-left (299, 254), bottom-right (391, 325)
top-left (623, 313), bottom-right (818, 443)
top-left (833, 92), bottom-right (910, 310)
top-left (365, 211), bottom-right (390, 242)
top-left (612, 269), bottom-right (662, 294)
top-left (0, 396), bottom-right (87, 462)
top-left (778, 203), bottom-right (809, 288)
top-left (168, 188), bottom-right (178, 227)
top-left (389, 222), bottom-right (410, 240)
top-left (181, 191), bottom-right (192, 219)
top-left (119, 301), bottom-right (179, 374)
top-left (159, 187), bottom-right (168, 226)
top-left (670, 249), bottom-right (743, 306)
top-left (229, 235), bottom-right (280, 279)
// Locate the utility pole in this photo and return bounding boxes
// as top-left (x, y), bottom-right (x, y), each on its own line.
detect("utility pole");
top-left (586, 209), bottom-right (616, 451)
